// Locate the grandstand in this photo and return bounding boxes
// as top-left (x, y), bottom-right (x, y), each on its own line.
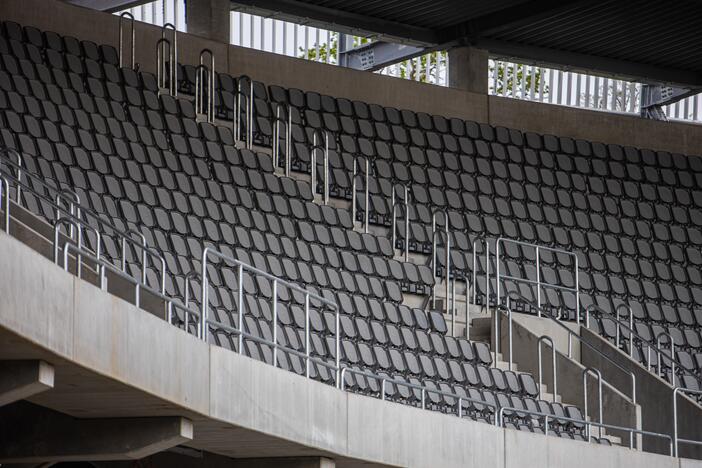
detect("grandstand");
top-left (0, 0), bottom-right (702, 466)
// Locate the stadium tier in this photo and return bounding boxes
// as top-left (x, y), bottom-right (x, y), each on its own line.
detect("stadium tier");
top-left (1, 2), bottom-right (702, 466)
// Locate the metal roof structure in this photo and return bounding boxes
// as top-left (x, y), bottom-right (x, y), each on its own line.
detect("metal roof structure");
top-left (231, 0), bottom-right (702, 87)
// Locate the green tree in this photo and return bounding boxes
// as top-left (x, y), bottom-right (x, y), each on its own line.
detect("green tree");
top-left (490, 62), bottom-right (548, 98)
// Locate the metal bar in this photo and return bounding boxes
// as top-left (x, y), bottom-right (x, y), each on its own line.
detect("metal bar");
top-left (537, 335), bottom-right (557, 402)
top-left (118, 12), bottom-right (135, 69)
top-left (583, 367), bottom-right (603, 440)
top-left (305, 292), bottom-right (310, 378)
top-left (156, 38), bottom-right (171, 94)
top-left (162, 23), bottom-right (178, 96)
top-left (656, 331), bottom-right (675, 384)
top-left (672, 387), bottom-right (702, 456)
top-left (272, 279), bottom-right (278, 367)
top-left (0, 176), bottom-right (8, 233)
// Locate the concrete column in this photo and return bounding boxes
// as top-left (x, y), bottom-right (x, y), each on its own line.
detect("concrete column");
top-left (0, 360), bottom-right (54, 407)
top-left (186, 0), bottom-right (230, 44)
top-left (448, 46), bottom-right (489, 94)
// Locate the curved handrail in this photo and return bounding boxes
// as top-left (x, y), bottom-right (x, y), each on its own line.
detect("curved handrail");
top-left (583, 367), bottom-right (603, 440)
top-left (196, 49), bottom-right (215, 122)
top-left (390, 184), bottom-right (411, 262)
top-left (538, 335), bottom-right (557, 402)
top-left (235, 75), bottom-right (254, 148)
top-left (118, 12), bottom-right (135, 69)
top-left (156, 38), bottom-right (172, 93)
top-left (310, 128), bottom-right (329, 204)
top-left (0, 176), bottom-right (9, 233)
top-left (431, 209), bottom-right (451, 314)
top-left (271, 102), bottom-right (291, 174)
top-left (161, 23), bottom-right (178, 96)
top-left (351, 154), bottom-right (370, 233)
top-left (673, 387), bottom-right (702, 456)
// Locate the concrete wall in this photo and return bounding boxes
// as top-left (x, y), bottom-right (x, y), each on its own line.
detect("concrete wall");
top-left (499, 313), bottom-right (641, 446)
top-left (2, 0), bottom-right (702, 157)
top-left (581, 328), bottom-right (702, 459)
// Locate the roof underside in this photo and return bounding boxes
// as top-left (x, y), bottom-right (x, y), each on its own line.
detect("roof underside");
top-left (231, 0), bottom-right (702, 87)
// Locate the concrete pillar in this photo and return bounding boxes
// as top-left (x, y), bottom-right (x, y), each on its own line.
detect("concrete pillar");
top-left (448, 46), bottom-right (489, 94)
top-left (186, 0), bottom-right (230, 44)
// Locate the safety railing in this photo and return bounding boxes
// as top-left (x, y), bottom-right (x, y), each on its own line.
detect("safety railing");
top-left (0, 149), bottom-right (167, 296)
top-left (118, 12), bottom-right (135, 69)
top-left (583, 367), bottom-right (603, 439)
top-left (340, 367), bottom-right (499, 423)
top-left (448, 274), bottom-right (470, 339)
top-left (672, 387), bottom-right (702, 457)
top-left (585, 304), bottom-right (693, 387)
top-left (390, 184), bottom-right (411, 262)
top-left (494, 238), bottom-right (580, 324)
top-left (497, 406), bottom-right (673, 453)
top-left (310, 129), bottom-right (329, 204)
top-left (156, 37), bottom-right (172, 94)
top-left (430, 209), bottom-right (451, 317)
top-left (0, 176), bottom-right (8, 233)
top-left (471, 236), bottom-right (492, 310)
top-left (350, 155), bottom-right (370, 233)
top-left (235, 75), bottom-right (254, 149)
top-left (53, 216), bottom-right (101, 278)
top-left (507, 292), bottom-right (637, 406)
top-left (493, 302), bottom-right (514, 371)
top-left (271, 102), bottom-right (292, 176)
top-left (614, 304), bottom-right (634, 356)
top-left (200, 247), bottom-right (340, 384)
top-left (0, 146), bottom-right (21, 203)
top-left (62, 243), bottom-right (199, 332)
top-left (161, 23), bottom-right (178, 96)
top-left (537, 335), bottom-right (557, 402)
top-left (195, 49), bottom-right (215, 123)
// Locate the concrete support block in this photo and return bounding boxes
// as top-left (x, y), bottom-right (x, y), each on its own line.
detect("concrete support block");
top-left (0, 402), bottom-right (193, 464)
top-left (448, 46), bottom-right (489, 94)
top-left (231, 457), bottom-right (335, 468)
top-left (186, 0), bottom-right (230, 43)
top-left (0, 360), bottom-right (54, 406)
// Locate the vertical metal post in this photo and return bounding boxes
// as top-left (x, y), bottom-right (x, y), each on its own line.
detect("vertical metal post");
top-left (535, 246), bottom-right (541, 314)
top-left (537, 336), bottom-right (557, 402)
top-left (583, 367), bottom-right (603, 440)
top-left (237, 263), bottom-right (244, 352)
top-left (364, 157), bottom-right (369, 233)
top-left (575, 255), bottom-right (580, 325)
top-left (335, 305), bottom-right (340, 387)
top-left (304, 293), bottom-right (310, 378)
top-left (272, 279), bottom-right (278, 367)
top-left (119, 12), bottom-right (135, 69)
top-left (0, 177), bottom-right (8, 233)
top-left (465, 277), bottom-right (470, 339)
top-left (450, 275), bottom-right (456, 337)
top-left (351, 157), bottom-right (358, 226)
top-left (311, 131), bottom-right (317, 198)
top-left (323, 131), bottom-right (329, 205)
top-left (285, 104), bottom-right (291, 176)
top-left (494, 239), bottom-right (501, 366)
top-left (162, 23), bottom-right (178, 96)
top-left (403, 185), bottom-right (409, 262)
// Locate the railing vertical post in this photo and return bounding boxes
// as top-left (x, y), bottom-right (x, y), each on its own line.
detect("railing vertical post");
top-left (351, 157), bottom-right (358, 226)
top-left (450, 275), bottom-right (456, 337)
top-left (304, 292), bottom-right (310, 378)
top-left (673, 387), bottom-right (679, 457)
top-left (575, 255), bottom-right (580, 326)
top-left (335, 305), bottom-right (340, 387)
top-left (494, 239), bottom-right (501, 367)
top-left (403, 185), bottom-right (409, 261)
top-left (272, 279), bottom-right (278, 368)
top-left (535, 246), bottom-right (541, 314)
top-left (364, 157), bottom-right (369, 234)
top-left (119, 12), bottom-right (135, 69)
top-left (311, 131), bottom-right (317, 199)
top-left (285, 104), bottom-right (291, 176)
top-left (537, 336), bottom-right (557, 402)
top-left (323, 132), bottom-right (330, 205)
top-left (237, 263), bottom-right (244, 353)
top-left (465, 277), bottom-right (470, 339)
top-left (0, 177), bottom-right (8, 233)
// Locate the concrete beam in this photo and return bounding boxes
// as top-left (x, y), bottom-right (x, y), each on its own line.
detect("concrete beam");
top-left (448, 46), bottom-right (489, 94)
top-left (186, 0), bottom-right (231, 44)
top-left (0, 360), bottom-right (55, 407)
top-left (0, 402), bottom-right (194, 464)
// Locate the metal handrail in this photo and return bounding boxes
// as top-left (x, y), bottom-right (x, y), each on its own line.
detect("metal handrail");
top-left (672, 387), bottom-right (702, 457)
top-left (161, 23), bottom-right (178, 96)
top-left (200, 247), bottom-right (340, 384)
top-left (53, 216), bottom-right (101, 278)
top-left (538, 335), bottom-right (557, 402)
top-left (156, 38), bottom-right (172, 94)
top-left (586, 303), bottom-right (695, 385)
top-left (431, 209), bottom-right (450, 317)
top-left (497, 406), bottom-right (673, 454)
top-left (181, 271), bottom-right (202, 338)
top-left (583, 367), bottom-right (604, 440)
top-left (0, 176), bottom-right (8, 233)
top-left (55, 188), bottom-right (81, 238)
top-left (271, 103), bottom-right (291, 174)
top-left (195, 49), bottom-right (215, 123)
top-left (118, 12), bottom-right (135, 69)
top-left (390, 184), bottom-right (411, 262)
top-left (655, 331), bottom-right (676, 384)
top-left (0, 147), bottom-right (22, 203)
top-left (235, 75), bottom-right (254, 149)
top-left (351, 155), bottom-right (370, 233)
top-left (62, 243), bottom-right (198, 328)
top-left (310, 129), bottom-right (329, 204)
top-left (615, 304), bottom-right (634, 356)
top-left (471, 236), bottom-right (491, 310)
top-left (449, 274), bottom-right (470, 339)
top-left (340, 367), bottom-right (500, 422)
top-left (0, 152), bottom-right (167, 295)
top-left (494, 237), bottom-right (580, 324)
top-left (507, 292), bottom-right (637, 405)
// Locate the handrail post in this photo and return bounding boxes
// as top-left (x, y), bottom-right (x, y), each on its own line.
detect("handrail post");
top-left (364, 157), bottom-right (370, 233)
top-left (237, 263), bottom-right (244, 351)
top-left (304, 293), bottom-right (310, 378)
top-left (352, 155), bottom-right (370, 232)
top-left (494, 238), bottom-right (502, 367)
top-left (352, 156), bottom-right (358, 225)
top-left (450, 275), bottom-right (456, 337)
top-left (323, 131), bottom-right (329, 205)
top-left (311, 131), bottom-right (318, 199)
top-left (536, 245), bottom-right (541, 314)
top-left (196, 49), bottom-right (215, 123)
top-left (335, 304), bottom-right (340, 387)
top-left (656, 332), bottom-right (675, 385)
top-left (537, 336), bottom-right (557, 402)
top-left (0, 177), bottom-right (8, 233)
top-left (161, 23), bottom-right (178, 96)
top-left (465, 276), bottom-right (470, 339)
top-left (272, 279), bottom-right (278, 368)
top-left (285, 104), bottom-right (291, 176)
top-left (583, 367), bottom-right (603, 439)
top-left (118, 12), bottom-right (135, 69)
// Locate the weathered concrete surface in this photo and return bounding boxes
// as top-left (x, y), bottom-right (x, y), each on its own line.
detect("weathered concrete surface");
top-left (2, 0), bottom-right (702, 156)
top-left (448, 46), bottom-right (489, 94)
top-left (581, 327), bottom-right (702, 459)
top-left (499, 311), bottom-right (641, 445)
top-left (186, 0), bottom-right (231, 44)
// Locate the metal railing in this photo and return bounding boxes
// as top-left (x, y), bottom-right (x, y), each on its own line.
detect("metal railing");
top-left (118, 12), bottom-right (135, 69)
top-left (583, 367), bottom-right (604, 439)
top-left (156, 37), bottom-right (172, 94)
top-left (200, 247), bottom-right (340, 384)
top-left (161, 23), bottom-right (178, 96)
top-left (351, 155), bottom-right (370, 233)
top-left (448, 274), bottom-right (470, 339)
top-left (195, 49), bottom-right (215, 123)
top-left (340, 367), bottom-right (499, 422)
top-left (507, 293), bottom-right (637, 406)
top-left (0, 150), bottom-right (167, 296)
top-left (537, 335), bottom-right (557, 402)
top-left (586, 304), bottom-right (694, 387)
top-left (310, 129), bottom-right (330, 204)
top-left (672, 387), bottom-right (702, 457)
top-left (271, 103), bottom-right (292, 175)
top-left (390, 184), bottom-right (411, 262)
top-left (497, 406), bottom-right (673, 453)
top-left (430, 209), bottom-right (451, 316)
top-left (235, 75), bottom-right (254, 149)
top-left (495, 238), bottom-right (580, 324)
top-left (471, 236), bottom-right (491, 310)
